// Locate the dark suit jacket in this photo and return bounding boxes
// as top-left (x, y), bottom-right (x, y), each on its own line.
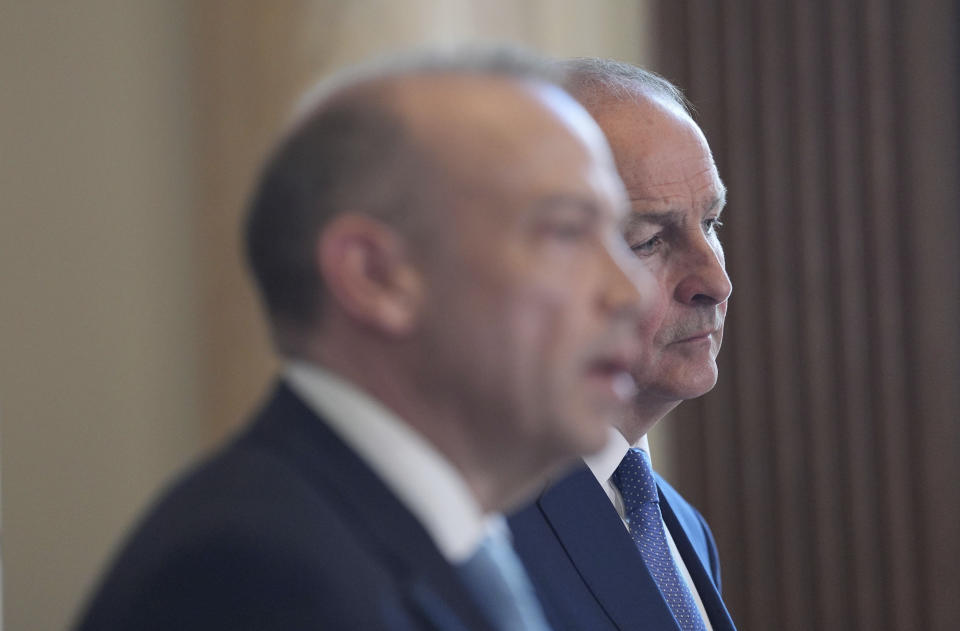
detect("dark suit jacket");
top-left (509, 463), bottom-right (737, 631)
top-left (74, 382), bottom-right (495, 631)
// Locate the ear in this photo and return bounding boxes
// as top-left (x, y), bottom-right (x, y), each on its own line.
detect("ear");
top-left (316, 214), bottom-right (423, 336)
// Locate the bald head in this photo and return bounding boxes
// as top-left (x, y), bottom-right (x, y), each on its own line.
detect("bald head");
top-left (244, 50), bottom-right (573, 345)
top-left (388, 74), bottom-right (619, 222)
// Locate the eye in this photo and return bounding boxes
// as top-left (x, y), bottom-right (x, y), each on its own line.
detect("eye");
top-left (704, 217), bottom-right (724, 234)
top-left (629, 234), bottom-right (663, 256)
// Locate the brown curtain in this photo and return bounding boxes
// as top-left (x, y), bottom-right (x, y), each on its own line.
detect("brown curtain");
top-left (653, 1), bottom-right (960, 630)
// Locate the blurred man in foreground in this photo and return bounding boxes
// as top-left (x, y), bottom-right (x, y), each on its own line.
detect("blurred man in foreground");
top-left (511, 58), bottom-right (737, 631)
top-left (73, 50), bottom-right (656, 631)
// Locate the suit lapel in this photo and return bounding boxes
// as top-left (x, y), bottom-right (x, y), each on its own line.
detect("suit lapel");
top-left (247, 383), bottom-right (494, 631)
top-left (538, 464), bottom-right (681, 630)
top-left (658, 490), bottom-right (737, 631)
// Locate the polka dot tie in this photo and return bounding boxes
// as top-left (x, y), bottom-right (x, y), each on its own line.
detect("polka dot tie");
top-left (611, 448), bottom-right (707, 631)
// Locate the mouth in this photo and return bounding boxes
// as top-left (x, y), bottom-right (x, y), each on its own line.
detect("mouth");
top-left (673, 329), bottom-right (717, 344)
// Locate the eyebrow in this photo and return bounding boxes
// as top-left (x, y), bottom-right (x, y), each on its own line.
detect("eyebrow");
top-left (623, 193), bottom-right (727, 228)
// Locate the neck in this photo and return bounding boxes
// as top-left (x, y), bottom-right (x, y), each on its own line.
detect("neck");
top-left (615, 397), bottom-right (681, 445)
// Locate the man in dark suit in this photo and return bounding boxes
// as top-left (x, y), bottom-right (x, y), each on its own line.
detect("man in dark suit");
top-left (511, 58), bottom-right (738, 630)
top-left (72, 50), bottom-right (657, 631)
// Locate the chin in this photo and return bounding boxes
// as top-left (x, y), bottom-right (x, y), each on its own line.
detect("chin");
top-left (683, 368), bottom-right (720, 399)
top-left (660, 362), bottom-right (720, 402)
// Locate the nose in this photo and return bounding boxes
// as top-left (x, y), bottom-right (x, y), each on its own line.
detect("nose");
top-left (674, 235), bottom-right (732, 306)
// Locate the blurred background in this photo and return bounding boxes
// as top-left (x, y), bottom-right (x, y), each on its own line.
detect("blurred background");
top-left (1, 1), bottom-right (956, 630)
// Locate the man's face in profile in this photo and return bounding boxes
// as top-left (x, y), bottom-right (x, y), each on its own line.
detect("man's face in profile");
top-left (597, 96), bottom-right (732, 406)
top-left (413, 81), bottom-right (658, 471)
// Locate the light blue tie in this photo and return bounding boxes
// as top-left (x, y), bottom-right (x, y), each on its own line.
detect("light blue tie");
top-left (611, 447), bottom-right (707, 631)
top-left (457, 528), bottom-right (553, 631)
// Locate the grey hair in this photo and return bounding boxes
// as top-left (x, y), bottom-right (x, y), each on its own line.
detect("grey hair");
top-left (245, 46), bottom-right (565, 343)
top-left (559, 57), bottom-right (692, 116)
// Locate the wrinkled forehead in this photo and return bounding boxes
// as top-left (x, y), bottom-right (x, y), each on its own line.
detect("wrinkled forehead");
top-left (590, 95), bottom-right (721, 196)
top-left (594, 94), bottom-right (710, 158)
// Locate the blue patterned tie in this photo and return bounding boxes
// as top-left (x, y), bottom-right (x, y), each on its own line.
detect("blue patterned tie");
top-left (611, 447), bottom-right (707, 631)
top-left (457, 528), bottom-right (553, 631)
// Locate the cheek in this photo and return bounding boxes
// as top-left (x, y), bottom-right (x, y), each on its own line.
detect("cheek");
top-left (641, 275), bottom-right (672, 341)
top-left (508, 281), bottom-right (592, 388)
top-left (643, 276), bottom-right (674, 346)
top-left (631, 262), bottom-right (665, 327)
top-left (510, 286), bottom-right (569, 355)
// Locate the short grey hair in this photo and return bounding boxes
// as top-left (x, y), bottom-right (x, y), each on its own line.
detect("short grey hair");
top-left (559, 57), bottom-right (692, 116)
top-left (245, 46), bottom-right (565, 341)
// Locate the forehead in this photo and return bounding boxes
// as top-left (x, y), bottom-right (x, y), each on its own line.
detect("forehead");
top-left (593, 96), bottom-right (722, 208)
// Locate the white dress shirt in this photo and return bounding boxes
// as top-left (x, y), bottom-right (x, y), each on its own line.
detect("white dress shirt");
top-left (284, 360), bottom-right (495, 563)
top-left (584, 427), bottom-right (714, 630)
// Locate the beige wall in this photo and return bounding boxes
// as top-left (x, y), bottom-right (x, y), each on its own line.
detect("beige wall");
top-left (0, 3), bottom-right (202, 631)
top-left (1, 2), bottom-right (653, 629)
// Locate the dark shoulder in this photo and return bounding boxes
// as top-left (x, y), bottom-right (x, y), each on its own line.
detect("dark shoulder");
top-left (74, 442), bottom-right (407, 631)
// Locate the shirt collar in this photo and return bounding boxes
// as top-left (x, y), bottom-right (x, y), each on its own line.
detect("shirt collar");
top-left (584, 425), bottom-right (651, 485)
top-left (283, 360), bottom-right (492, 563)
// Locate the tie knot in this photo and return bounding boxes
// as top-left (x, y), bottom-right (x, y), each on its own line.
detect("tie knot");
top-left (611, 447), bottom-right (659, 511)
